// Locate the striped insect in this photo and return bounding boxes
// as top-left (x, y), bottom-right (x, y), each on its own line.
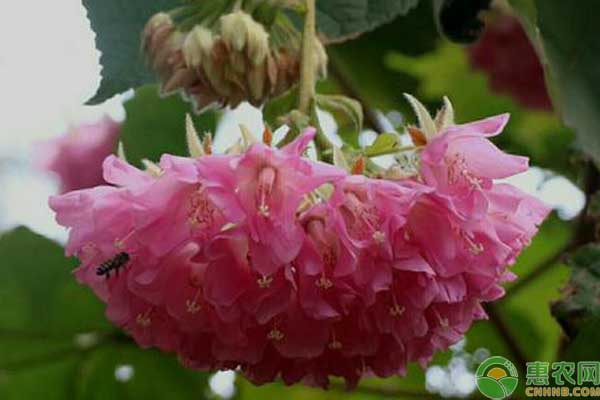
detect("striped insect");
top-left (96, 252), bottom-right (130, 278)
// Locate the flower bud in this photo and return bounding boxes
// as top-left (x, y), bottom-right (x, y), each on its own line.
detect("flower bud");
top-left (244, 19), bottom-right (270, 65)
top-left (183, 26), bottom-right (214, 68)
top-left (142, 7), bottom-right (328, 111)
top-left (220, 11), bottom-right (250, 52)
top-left (142, 12), bottom-right (174, 54)
top-left (248, 61), bottom-right (267, 102)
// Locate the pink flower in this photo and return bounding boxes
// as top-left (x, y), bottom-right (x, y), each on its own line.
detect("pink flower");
top-left (36, 117), bottom-right (121, 193)
top-left (221, 128), bottom-right (346, 276)
top-left (486, 183), bottom-right (552, 264)
top-left (420, 114), bottom-right (528, 216)
top-left (49, 112), bottom-right (550, 388)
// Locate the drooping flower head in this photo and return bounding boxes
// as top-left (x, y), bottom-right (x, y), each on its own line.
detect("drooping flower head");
top-left (36, 117), bottom-right (121, 193)
top-left (468, 15), bottom-right (552, 111)
top-left (49, 98), bottom-right (550, 388)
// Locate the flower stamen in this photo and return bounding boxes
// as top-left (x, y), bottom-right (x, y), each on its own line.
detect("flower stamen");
top-left (257, 275), bottom-right (273, 288)
top-left (316, 275), bottom-right (333, 290)
top-left (389, 304), bottom-right (406, 318)
top-left (372, 230), bottom-right (386, 243)
top-left (187, 186), bottom-right (216, 229)
top-left (257, 167), bottom-right (276, 218)
top-left (267, 328), bottom-right (284, 341)
top-left (136, 309), bottom-right (153, 327)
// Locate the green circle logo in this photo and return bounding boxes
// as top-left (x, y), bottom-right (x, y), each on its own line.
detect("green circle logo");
top-left (476, 356), bottom-right (519, 399)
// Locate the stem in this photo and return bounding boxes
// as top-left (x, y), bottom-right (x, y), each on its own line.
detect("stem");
top-left (294, 0), bottom-right (333, 156)
top-left (297, 0), bottom-right (317, 114)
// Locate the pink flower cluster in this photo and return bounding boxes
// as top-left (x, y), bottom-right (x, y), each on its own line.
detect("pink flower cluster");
top-left (36, 117), bottom-right (121, 193)
top-left (50, 114), bottom-right (549, 387)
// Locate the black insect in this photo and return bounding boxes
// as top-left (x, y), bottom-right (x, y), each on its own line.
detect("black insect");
top-left (96, 252), bottom-right (130, 278)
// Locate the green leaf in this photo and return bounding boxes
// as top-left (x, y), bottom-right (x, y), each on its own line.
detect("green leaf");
top-left (82, 0), bottom-right (181, 104)
top-left (508, 0), bottom-right (537, 33)
top-left (0, 227), bottom-right (211, 399)
top-left (363, 133), bottom-right (400, 157)
top-left (316, 0), bottom-right (420, 42)
top-left (121, 85), bottom-right (217, 168)
top-left (72, 346), bottom-right (209, 400)
top-left (0, 226), bottom-right (105, 395)
top-left (535, 0), bottom-right (600, 166)
top-left (0, 357), bottom-right (81, 400)
top-left (0, 344), bottom-right (211, 400)
top-left (262, 87), bottom-right (300, 130)
top-left (0, 227), bottom-right (109, 338)
top-left (316, 94), bottom-right (363, 148)
top-left (326, 0), bottom-right (438, 116)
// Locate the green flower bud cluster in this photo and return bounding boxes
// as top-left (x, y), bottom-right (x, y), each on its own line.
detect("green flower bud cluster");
top-left (143, 8), bottom-right (327, 111)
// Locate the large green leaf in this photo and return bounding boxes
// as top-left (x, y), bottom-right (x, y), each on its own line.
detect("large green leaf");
top-left (121, 85), bottom-right (217, 168)
top-left (0, 227), bottom-right (109, 338)
top-left (0, 344), bottom-right (211, 400)
top-left (316, 0), bottom-right (420, 42)
top-left (83, 0), bottom-right (181, 104)
top-left (326, 0), bottom-right (439, 117)
top-left (72, 346), bottom-right (209, 400)
top-left (0, 227), bottom-right (105, 397)
top-left (535, 1), bottom-right (600, 165)
top-left (0, 227), bottom-right (210, 399)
